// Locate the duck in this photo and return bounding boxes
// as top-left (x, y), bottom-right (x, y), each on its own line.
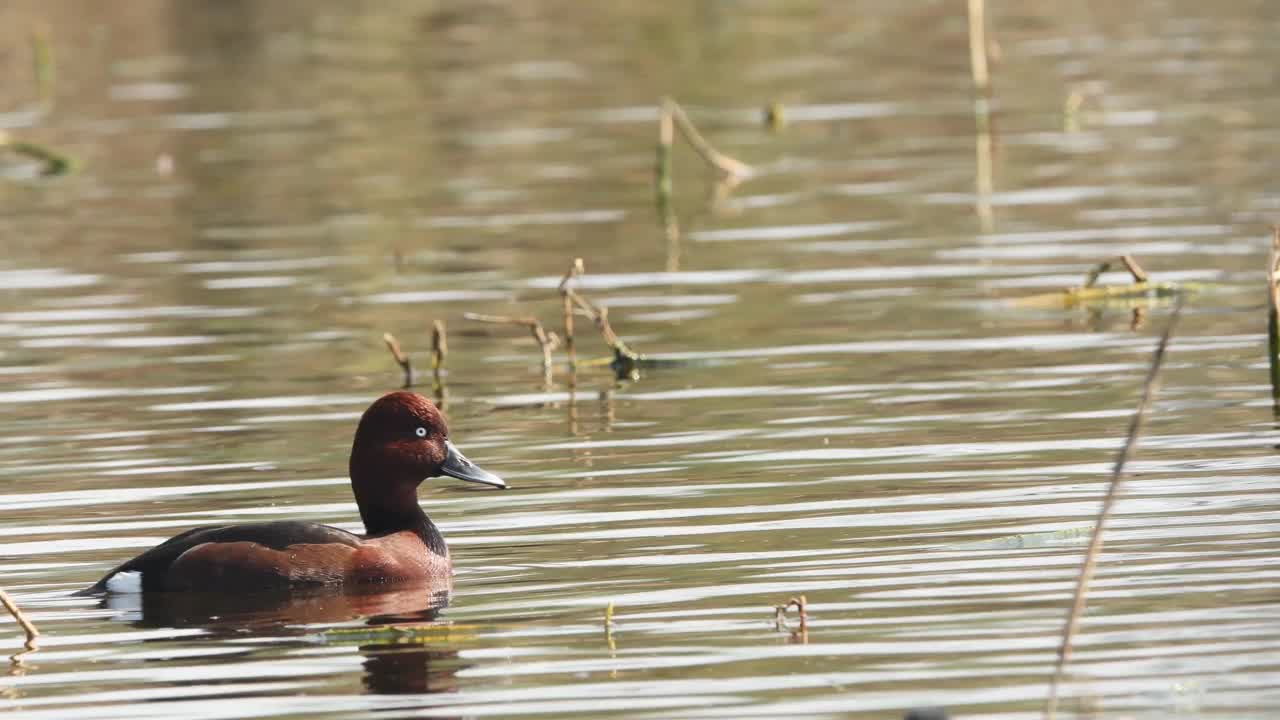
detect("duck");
top-left (76, 391), bottom-right (505, 594)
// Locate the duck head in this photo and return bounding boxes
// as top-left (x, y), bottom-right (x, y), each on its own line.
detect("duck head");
top-left (350, 391), bottom-right (505, 490)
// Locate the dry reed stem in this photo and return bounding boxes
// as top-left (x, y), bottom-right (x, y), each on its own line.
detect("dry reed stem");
top-left (967, 0), bottom-right (990, 94)
top-left (966, 0), bottom-right (994, 231)
top-left (463, 313), bottom-right (560, 386)
top-left (658, 104), bottom-right (674, 151)
top-left (1267, 228), bottom-right (1280, 412)
top-left (382, 332), bottom-right (412, 388)
top-left (655, 110), bottom-right (681, 268)
top-left (1, 589), bottom-right (39, 647)
top-left (431, 320), bottom-right (447, 371)
top-left (656, 106), bottom-right (674, 202)
top-left (559, 258), bottom-right (584, 371)
top-left (1046, 298), bottom-right (1183, 719)
top-left (975, 123), bottom-right (994, 233)
top-left (662, 97), bottom-right (752, 185)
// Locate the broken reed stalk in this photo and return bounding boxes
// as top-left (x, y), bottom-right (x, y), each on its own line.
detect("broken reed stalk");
top-left (1, 588), bottom-right (39, 647)
top-left (467, 260), bottom-right (641, 382)
top-left (1267, 228), bottom-right (1280, 412)
top-left (462, 313), bottom-right (559, 386)
top-left (1046, 297), bottom-right (1183, 719)
top-left (559, 258), bottom-right (584, 372)
top-left (1083, 254), bottom-right (1148, 288)
top-left (430, 320), bottom-right (448, 405)
top-left (1011, 254), bottom-right (1198, 310)
top-left (431, 320), bottom-right (447, 375)
top-left (382, 332), bottom-right (413, 388)
top-left (655, 98), bottom-right (749, 268)
top-left (773, 595), bottom-right (808, 631)
top-left (563, 287), bottom-right (643, 377)
top-left (662, 97), bottom-right (752, 185)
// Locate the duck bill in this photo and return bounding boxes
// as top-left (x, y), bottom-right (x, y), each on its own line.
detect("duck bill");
top-left (440, 440), bottom-right (506, 489)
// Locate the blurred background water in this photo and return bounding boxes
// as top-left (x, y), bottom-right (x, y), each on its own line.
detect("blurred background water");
top-left (2, 1), bottom-right (1279, 718)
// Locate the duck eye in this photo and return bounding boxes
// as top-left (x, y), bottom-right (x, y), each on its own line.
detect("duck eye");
top-left (415, 427), bottom-right (427, 438)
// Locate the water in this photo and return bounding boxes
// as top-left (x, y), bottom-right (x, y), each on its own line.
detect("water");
top-left (3, 2), bottom-right (1280, 718)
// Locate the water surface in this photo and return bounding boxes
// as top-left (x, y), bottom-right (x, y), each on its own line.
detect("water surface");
top-left (2, 2), bottom-right (1280, 718)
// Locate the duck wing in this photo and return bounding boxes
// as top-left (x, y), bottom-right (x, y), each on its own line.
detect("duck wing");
top-left (77, 521), bottom-right (362, 594)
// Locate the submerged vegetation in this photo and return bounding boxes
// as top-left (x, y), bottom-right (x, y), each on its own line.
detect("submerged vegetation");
top-left (1013, 254), bottom-right (1199, 311)
top-left (0, 31), bottom-right (74, 178)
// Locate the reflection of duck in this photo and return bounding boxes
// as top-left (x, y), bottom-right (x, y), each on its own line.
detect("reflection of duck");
top-left (104, 580), bottom-right (464, 699)
top-left (361, 641), bottom-right (460, 696)
top-left (76, 392), bottom-right (505, 594)
top-left (109, 580), bottom-right (452, 630)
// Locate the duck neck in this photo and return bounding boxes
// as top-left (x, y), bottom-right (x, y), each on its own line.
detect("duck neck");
top-left (350, 467), bottom-right (448, 557)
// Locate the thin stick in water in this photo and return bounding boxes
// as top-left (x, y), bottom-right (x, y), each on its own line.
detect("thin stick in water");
top-left (1, 588), bottom-right (39, 647)
top-left (1046, 298), bottom-right (1183, 718)
top-left (383, 332), bottom-right (413, 388)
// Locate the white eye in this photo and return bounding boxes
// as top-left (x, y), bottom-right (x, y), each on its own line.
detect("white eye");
top-left (415, 427), bottom-right (427, 438)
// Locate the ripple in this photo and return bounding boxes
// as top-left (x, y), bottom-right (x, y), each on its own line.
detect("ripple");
top-left (0, 268), bottom-right (100, 289)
